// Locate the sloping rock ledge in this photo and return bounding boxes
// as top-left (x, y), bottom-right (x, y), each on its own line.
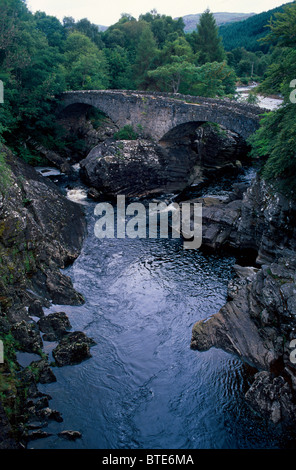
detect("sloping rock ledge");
top-left (190, 175), bottom-right (296, 425)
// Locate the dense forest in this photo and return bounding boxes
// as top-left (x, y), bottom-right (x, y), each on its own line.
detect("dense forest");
top-left (219, 3), bottom-right (290, 52)
top-left (0, 0), bottom-right (295, 192)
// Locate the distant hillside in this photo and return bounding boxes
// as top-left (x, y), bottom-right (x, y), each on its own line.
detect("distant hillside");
top-left (219, 2), bottom-right (291, 52)
top-left (98, 25), bottom-right (108, 32)
top-left (178, 12), bottom-right (255, 33)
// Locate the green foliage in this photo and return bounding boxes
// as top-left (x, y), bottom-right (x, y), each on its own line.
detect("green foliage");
top-left (226, 47), bottom-right (270, 80)
top-left (133, 26), bottom-right (158, 89)
top-left (219, 3), bottom-right (287, 52)
top-left (0, 0), bottom-right (110, 160)
top-left (63, 31), bottom-right (110, 90)
top-left (0, 331), bottom-right (28, 436)
top-left (34, 11), bottom-right (65, 48)
top-left (139, 11), bottom-right (185, 48)
top-left (113, 125), bottom-right (138, 140)
top-left (262, 2), bottom-right (296, 48)
top-left (148, 59), bottom-right (236, 96)
top-left (104, 46), bottom-right (134, 89)
top-left (247, 2), bottom-right (296, 195)
top-left (257, 47), bottom-right (296, 99)
top-left (246, 92), bottom-right (259, 105)
top-left (193, 61), bottom-right (236, 96)
top-left (188, 9), bottom-right (226, 64)
top-left (0, 152), bottom-right (12, 194)
top-left (148, 58), bottom-right (192, 93)
top-left (249, 105), bottom-right (296, 194)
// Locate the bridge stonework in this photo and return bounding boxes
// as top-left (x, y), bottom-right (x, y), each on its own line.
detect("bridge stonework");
top-left (59, 90), bottom-right (264, 141)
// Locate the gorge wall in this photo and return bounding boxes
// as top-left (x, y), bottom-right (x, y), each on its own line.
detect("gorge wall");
top-left (190, 176), bottom-right (296, 425)
top-left (0, 145), bottom-right (93, 446)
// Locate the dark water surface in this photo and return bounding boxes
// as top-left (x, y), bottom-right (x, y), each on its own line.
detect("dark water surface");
top-left (30, 174), bottom-right (292, 449)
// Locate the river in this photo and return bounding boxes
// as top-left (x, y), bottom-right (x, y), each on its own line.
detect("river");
top-left (29, 169), bottom-right (292, 449)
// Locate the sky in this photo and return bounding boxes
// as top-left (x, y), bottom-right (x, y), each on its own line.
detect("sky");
top-left (25, 0), bottom-right (288, 26)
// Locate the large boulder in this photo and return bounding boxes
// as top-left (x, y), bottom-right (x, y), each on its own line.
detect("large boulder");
top-left (80, 139), bottom-right (171, 198)
top-left (80, 123), bottom-right (249, 198)
top-left (38, 312), bottom-right (71, 341)
top-left (235, 176), bottom-right (296, 264)
top-left (184, 175), bottom-right (296, 263)
top-left (52, 332), bottom-right (96, 367)
top-left (245, 371), bottom-right (296, 424)
top-left (191, 256), bottom-right (296, 424)
top-left (11, 321), bottom-right (43, 354)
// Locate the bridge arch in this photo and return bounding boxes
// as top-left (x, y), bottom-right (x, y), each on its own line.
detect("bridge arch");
top-left (58, 90), bottom-right (263, 142)
top-left (58, 91), bottom-right (263, 197)
top-left (159, 121), bottom-right (206, 143)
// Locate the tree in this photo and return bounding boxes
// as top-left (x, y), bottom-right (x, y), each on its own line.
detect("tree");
top-left (65, 52), bottom-right (109, 90)
top-left (34, 12), bottom-right (65, 49)
top-left (139, 12), bottom-right (185, 47)
top-left (263, 3), bottom-right (296, 48)
top-left (133, 25), bottom-right (158, 89)
top-left (192, 61), bottom-right (236, 97)
top-left (148, 59), bottom-right (190, 93)
top-left (75, 18), bottom-right (104, 48)
top-left (0, 0), bottom-right (66, 150)
top-left (104, 46), bottom-right (134, 89)
top-left (248, 2), bottom-right (296, 195)
top-left (191, 9), bottom-right (226, 64)
top-left (63, 32), bottom-right (109, 90)
top-left (159, 36), bottom-right (193, 65)
top-left (218, 4), bottom-right (285, 53)
top-left (148, 58), bottom-right (235, 96)
top-left (63, 16), bottom-right (76, 32)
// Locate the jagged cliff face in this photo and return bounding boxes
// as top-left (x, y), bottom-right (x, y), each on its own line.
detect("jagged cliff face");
top-left (0, 145), bottom-right (88, 446)
top-left (190, 176), bottom-right (296, 424)
top-left (0, 145), bottom-right (87, 315)
top-left (235, 178), bottom-right (296, 264)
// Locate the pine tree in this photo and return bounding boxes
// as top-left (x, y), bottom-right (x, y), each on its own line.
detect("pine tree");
top-left (133, 26), bottom-right (158, 89)
top-left (193, 9), bottom-right (226, 64)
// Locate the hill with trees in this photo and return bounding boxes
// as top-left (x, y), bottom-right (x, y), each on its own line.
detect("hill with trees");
top-left (179, 12), bottom-right (255, 33)
top-left (219, 2), bottom-right (292, 52)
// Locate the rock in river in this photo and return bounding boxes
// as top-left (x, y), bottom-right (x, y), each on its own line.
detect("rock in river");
top-left (52, 331), bottom-right (96, 367)
top-left (38, 312), bottom-right (71, 341)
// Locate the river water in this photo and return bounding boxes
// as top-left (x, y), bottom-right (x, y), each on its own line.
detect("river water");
top-left (30, 170), bottom-right (293, 450)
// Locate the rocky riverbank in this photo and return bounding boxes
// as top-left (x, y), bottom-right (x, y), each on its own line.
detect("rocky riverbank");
top-left (0, 144), bottom-right (95, 447)
top-left (190, 175), bottom-right (296, 425)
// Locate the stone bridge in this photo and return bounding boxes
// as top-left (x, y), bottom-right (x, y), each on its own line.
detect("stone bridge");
top-left (58, 90), bottom-right (264, 142)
